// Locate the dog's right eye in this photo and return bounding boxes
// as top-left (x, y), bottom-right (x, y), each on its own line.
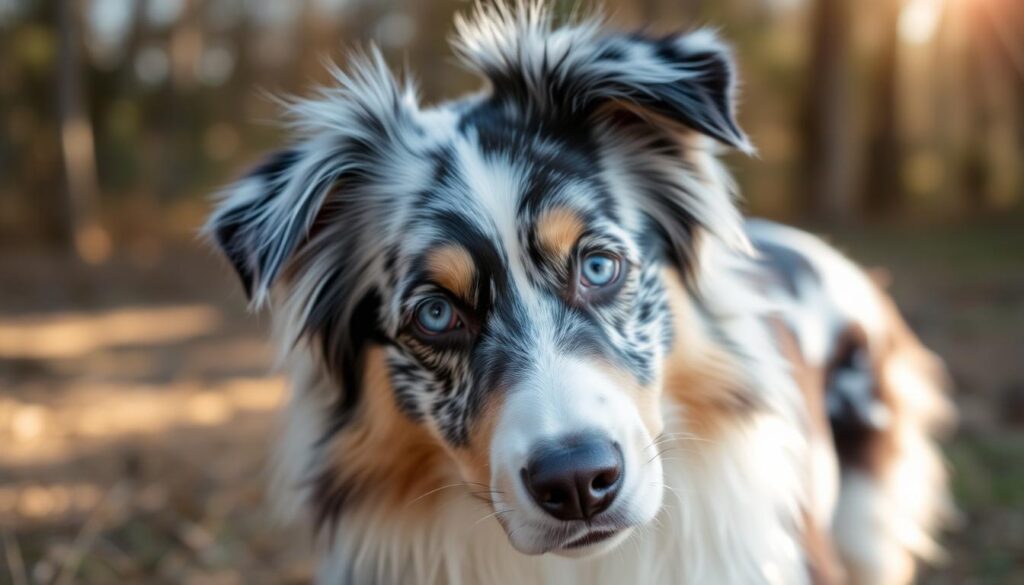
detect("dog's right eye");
top-left (414, 297), bottom-right (462, 335)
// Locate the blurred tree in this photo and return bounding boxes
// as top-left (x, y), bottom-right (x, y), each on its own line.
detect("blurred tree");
top-left (1014, 1), bottom-right (1024, 145)
top-left (295, 0), bottom-right (321, 90)
top-left (56, 0), bottom-right (108, 262)
top-left (801, 0), bottom-right (855, 224)
top-left (994, 0), bottom-right (1024, 206)
top-left (161, 0), bottom-right (204, 201)
top-left (863, 0), bottom-right (903, 218)
top-left (960, 0), bottom-right (1002, 213)
top-left (1017, 1), bottom-right (1024, 150)
top-left (2, 0), bottom-right (1021, 249)
top-left (639, 0), bottom-right (703, 23)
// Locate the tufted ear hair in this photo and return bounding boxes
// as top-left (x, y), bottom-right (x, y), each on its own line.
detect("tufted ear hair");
top-left (206, 146), bottom-right (329, 304)
top-left (454, 4), bottom-right (752, 152)
top-left (204, 49), bottom-right (415, 308)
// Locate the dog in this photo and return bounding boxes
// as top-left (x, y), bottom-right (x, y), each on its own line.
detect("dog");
top-left (206, 3), bottom-right (954, 583)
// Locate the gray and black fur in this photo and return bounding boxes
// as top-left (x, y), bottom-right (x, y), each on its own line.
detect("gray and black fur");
top-left (206, 5), bottom-right (953, 584)
top-left (207, 9), bottom-right (748, 449)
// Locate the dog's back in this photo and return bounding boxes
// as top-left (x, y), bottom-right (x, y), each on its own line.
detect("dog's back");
top-left (747, 220), bottom-right (955, 584)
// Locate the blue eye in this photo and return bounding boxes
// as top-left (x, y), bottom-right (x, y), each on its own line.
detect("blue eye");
top-left (580, 253), bottom-right (620, 287)
top-left (415, 297), bottom-right (457, 334)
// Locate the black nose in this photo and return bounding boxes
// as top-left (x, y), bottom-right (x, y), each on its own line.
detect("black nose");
top-left (522, 434), bottom-right (624, 521)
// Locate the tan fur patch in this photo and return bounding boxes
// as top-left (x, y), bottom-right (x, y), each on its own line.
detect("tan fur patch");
top-left (323, 347), bottom-right (450, 511)
top-left (864, 291), bottom-right (953, 475)
top-left (771, 318), bottom-right (844, 585)
top-left (450, 390), bottom-right (506, 497)
top-left (801, 508), bottom-right (846, 585)
top-left (535, 207), bottom-right (585, 260)
top-left (660, 268), bottom-right (758, 438)
top-left (770, 317), bottom-right (829, 444)
top-left (427, 245), bottom-right (476, 301)
top-left (592, 361), bottom-right (664, 440)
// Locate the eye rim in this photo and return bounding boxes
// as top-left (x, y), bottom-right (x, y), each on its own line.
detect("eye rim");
top-left (573, 249), bottom-right (627, 304)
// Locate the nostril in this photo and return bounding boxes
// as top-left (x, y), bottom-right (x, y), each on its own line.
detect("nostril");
top-left (591, 468), bottom-right (619, 491)
top-left (541, 488), bottom-right (564, 505)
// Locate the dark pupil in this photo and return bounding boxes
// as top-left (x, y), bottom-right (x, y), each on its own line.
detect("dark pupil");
top-left (590, 259), bottom-right (606, 274)
top-left (429, 302), bottom-right (444, 318)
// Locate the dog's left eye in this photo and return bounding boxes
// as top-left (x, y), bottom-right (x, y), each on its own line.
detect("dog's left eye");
top-left (580, 252), bottom-right (621, 288)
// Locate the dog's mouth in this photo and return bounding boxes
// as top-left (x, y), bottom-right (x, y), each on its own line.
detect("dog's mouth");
top-left (562, 528), bottom-right (620, 549)
top-left (495, 504), bottom-right (640, 556)
top-left (545, 526), bottom-right (633, 557)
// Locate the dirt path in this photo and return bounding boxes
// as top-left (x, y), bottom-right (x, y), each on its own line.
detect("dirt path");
top-left (0, 245), bottom-right (308, 584)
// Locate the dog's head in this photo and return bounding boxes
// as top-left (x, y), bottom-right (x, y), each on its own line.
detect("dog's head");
top-left (208, 4), bottom-right (751, 556)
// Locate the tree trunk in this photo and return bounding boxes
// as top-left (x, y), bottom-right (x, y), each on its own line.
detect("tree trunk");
top-left (169, 0), bottom-right (202, 93)
top-left (996, 0), bottom-right (1024, 204)
top-left (863, 0), bottom-right (903, 218)
top-left (1018, 1), bottom-right (1024, 153)
top-left (801, 0), bottom-right (854, 224)
top-left (961, 0), bottom-right (995, 213)
top-left (56, 0), bottom-right (108, 262)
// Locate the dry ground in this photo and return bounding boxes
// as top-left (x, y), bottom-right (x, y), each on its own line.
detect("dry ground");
top-left (1, 220), bottom-right (1022, 584)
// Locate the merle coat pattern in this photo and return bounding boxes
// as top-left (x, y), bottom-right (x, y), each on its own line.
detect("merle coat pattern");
top-left (207, 4), bottom-right (953, 584)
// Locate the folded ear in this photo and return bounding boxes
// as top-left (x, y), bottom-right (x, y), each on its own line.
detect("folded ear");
top-left (207, 147), bottom-right (311, 302)
top-left (205, 50), bottom-right (413, 307)
top-left (206, 140), bottom-right (362, 306)
top-left (455, 6), bottom-right (751, 151)
top-left (598, 29), bottom-right (751, 151)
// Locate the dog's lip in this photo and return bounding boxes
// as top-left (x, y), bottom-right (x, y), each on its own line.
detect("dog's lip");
top-left (561, 528), bottom-right (620, 549)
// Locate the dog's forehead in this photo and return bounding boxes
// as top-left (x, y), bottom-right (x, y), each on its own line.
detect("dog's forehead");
top-left (418, 106), bottom-right (626, 228)
top-left (378, 100), bottom-right (656, 331)
top-left (400, 116), bottom-right (595, 249)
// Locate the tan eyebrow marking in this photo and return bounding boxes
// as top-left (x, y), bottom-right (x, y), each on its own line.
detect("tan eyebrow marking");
top-left (426, 245), bottom-right (476, 301)
top-left (535, 207), bottom-right (585, 259)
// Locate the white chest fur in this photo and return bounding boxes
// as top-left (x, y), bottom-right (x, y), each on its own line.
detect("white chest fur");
top-left (313, 408), bottom-right (813, 585)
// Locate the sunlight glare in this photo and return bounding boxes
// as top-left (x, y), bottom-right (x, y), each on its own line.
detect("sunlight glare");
top-left (0, 304), bottom-right (222, 360)
top-left (900, 0), bottom-right (946, 45)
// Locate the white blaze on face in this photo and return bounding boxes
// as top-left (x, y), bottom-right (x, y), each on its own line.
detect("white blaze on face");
top-left (437, 129), bottom-right (665, 556)
top-left (488, 351), bottom-right (664, 555)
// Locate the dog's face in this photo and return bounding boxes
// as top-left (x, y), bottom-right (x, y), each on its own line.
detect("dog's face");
top-left (209, 7), bottom-right (750, 557)
top-left (377, 142), bottom-right (674, 555)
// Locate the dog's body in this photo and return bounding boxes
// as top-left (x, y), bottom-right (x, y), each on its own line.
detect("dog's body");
top-left (208, 4), bottom-right (952, 584)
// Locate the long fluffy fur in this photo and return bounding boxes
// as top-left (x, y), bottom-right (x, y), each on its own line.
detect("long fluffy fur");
top-left (207, 3), bottom-right (953, 584)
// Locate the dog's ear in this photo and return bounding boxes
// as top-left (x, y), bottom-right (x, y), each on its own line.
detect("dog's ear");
top-left (587, 29), bottom-right (750, 152)
top-left (205, 50), bottom-right (413, 307)
top-left (207, 137), bottom-right (372, 307)
top-left (206, 147), bottom-right (309, 303)
top-left (455, 6), bottom-right (750, 152)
